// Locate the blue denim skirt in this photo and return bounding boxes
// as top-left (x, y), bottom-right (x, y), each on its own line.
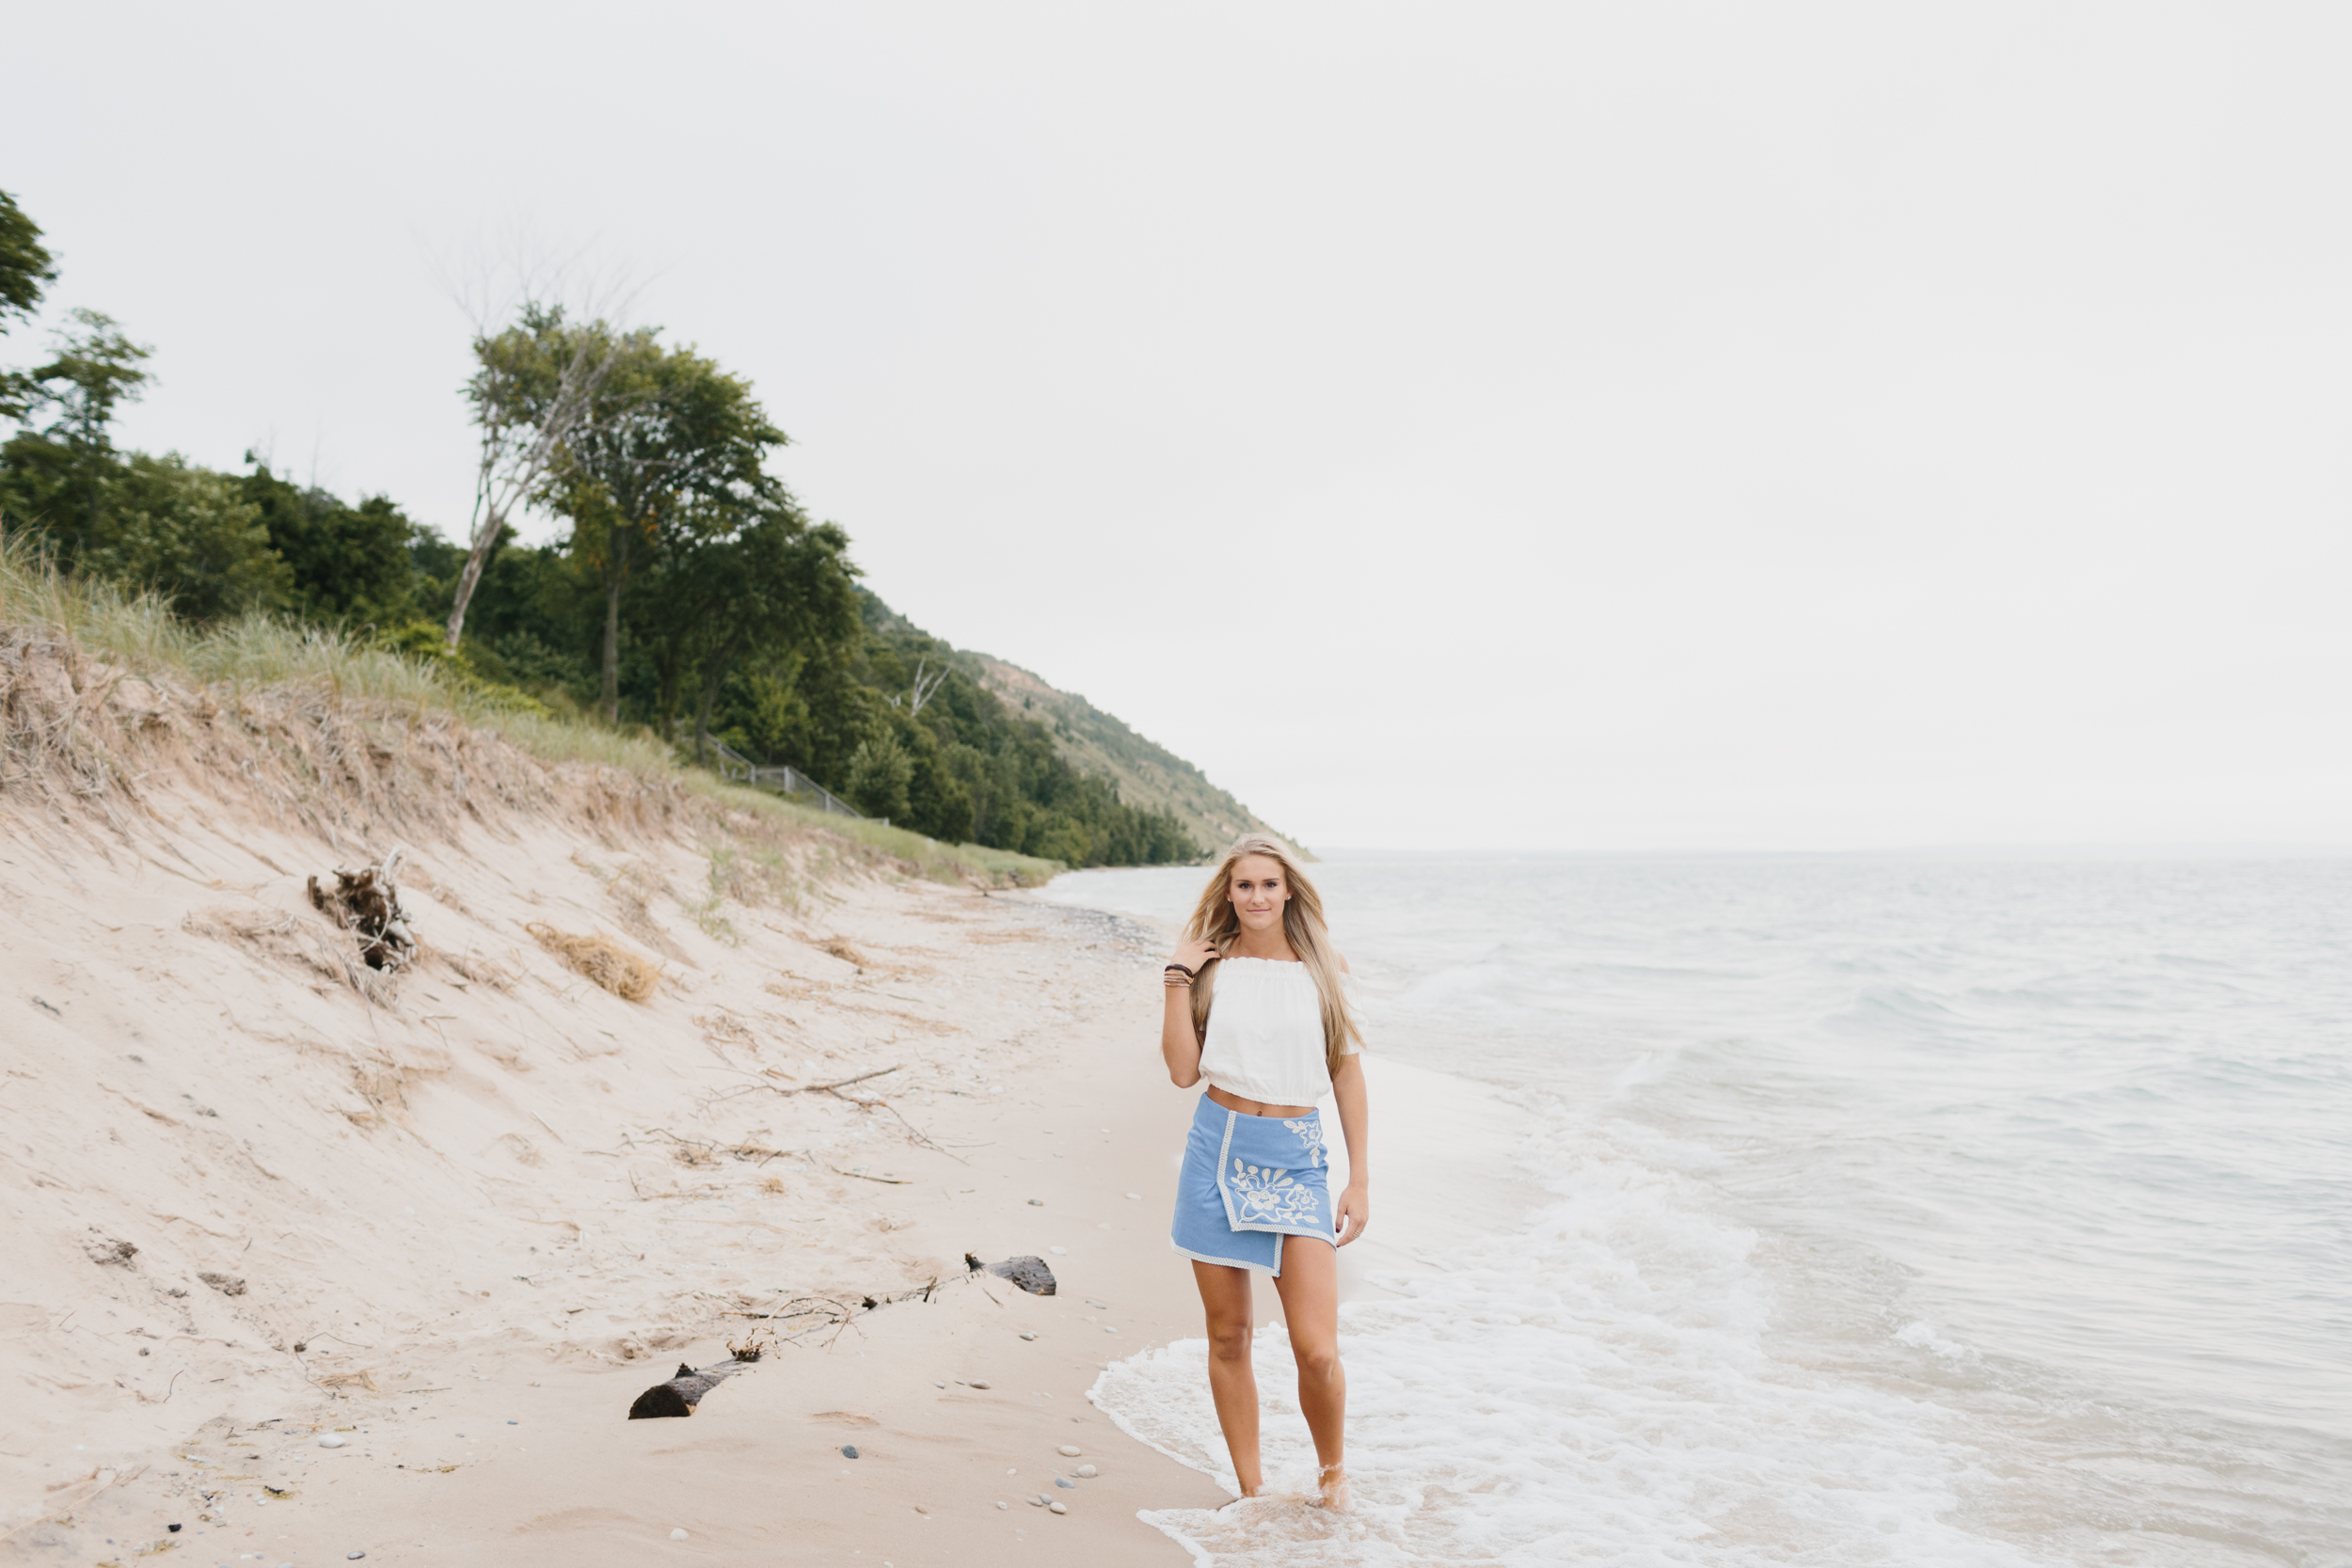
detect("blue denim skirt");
top-left (1169, 1093), bottom-right (1334, 1277)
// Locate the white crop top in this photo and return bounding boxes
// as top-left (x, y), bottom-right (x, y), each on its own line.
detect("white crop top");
top-left (1198, 956), bottom-right (1359, 1108)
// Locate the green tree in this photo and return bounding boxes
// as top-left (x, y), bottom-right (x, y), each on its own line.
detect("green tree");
top-left (544, 335), bottom-right (787, 722)
top-left (1, 309), bottom-right (152, 554)
top-left (894, 720), bottom-right (976, 842)
top-left (0, 190), bottom-right (54, 326)
top-left (633, 510), bottom-right (862, 759)
top-left (79, 454), bottom-right (292, 620)
top-left (843, 734), bottom-right (913, 823)
top-left (0, 189), bottom-right (58, 420)
top-left (241, 459), bottom-right (421, 626)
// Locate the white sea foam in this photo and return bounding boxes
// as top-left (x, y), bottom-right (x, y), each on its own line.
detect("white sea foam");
top-left (1094, 1089), bottom-right (2043, 1566)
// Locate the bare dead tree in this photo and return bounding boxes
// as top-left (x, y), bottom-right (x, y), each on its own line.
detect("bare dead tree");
top-left (438, 252), bottom-right (643, 651)
top-left (887, 656), bottom-right (948, 718)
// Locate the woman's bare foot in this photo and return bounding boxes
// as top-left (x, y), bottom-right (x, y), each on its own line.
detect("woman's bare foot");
top-left (1316, 1462), bottom-right (1351, 1512)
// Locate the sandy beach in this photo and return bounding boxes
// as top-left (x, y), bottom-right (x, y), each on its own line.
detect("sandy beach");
top-left (0, 726), bottom-right (1271, 1563)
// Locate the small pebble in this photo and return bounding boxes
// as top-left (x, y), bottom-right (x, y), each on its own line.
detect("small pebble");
top-left (841, 1445), bottom-right (859, 1459)
top-left (168, 1524), bottom-right (183, 1532)
top-left (968, 1379), bottom-right (992, 1389)
top-left (1027, 1495), bottom-right (1046, 1507)
top-left (1055, 1477), bottom-right (1075, 1489)
top-left (933, 1380), bottom-right (946, 1387)
top-left (1048, 1500), bottom-right (1068, 1514)
top-left (1058, 1445), bottom-right (1082, 1457)
top-left (1103, 1326), bottom-right (1118, 1334)
top-left (318, 1435), bottom-right (345, 1449)
top-left (506, 1420), bottom-right (517, 1426)
top-left (1019, 1332), bottom-right (1037, 1341)
top-left (1049, 1246), bottom-right (1067, 1255)
top-left (670, 1528), bottom-right (689, 1541)
top-left (1124, 1192), bottom-right (1140, 1200)
top-left (1026, 1198), bottom-right (1043, 1206)
top-left (1085, 1299), bottom-right (1107, 1309)
top-left (347, 1555), bottom-right (366, 1561)
top-left (995, 1501), bottom-right (1008, 1511)
top-left (1076, 1464), bottom-right (1098, 1478)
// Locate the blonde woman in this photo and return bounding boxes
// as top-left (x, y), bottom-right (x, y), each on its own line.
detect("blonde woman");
top-left (1162, 833), bottom-right (1368, 1512)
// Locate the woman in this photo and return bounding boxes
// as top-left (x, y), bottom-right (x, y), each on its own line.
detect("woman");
top-left (1162, 832), bottom-right (1369, 1512)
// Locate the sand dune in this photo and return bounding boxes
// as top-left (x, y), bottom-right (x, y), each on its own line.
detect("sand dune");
top-left (0, 641), bottom-right (1229, 1563)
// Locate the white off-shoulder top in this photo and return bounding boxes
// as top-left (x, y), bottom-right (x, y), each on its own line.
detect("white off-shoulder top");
top-left (1198, 956), bottom-right (1359, 1108)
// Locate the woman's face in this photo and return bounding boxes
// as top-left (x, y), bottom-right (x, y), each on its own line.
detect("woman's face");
top-left (1227, 855), bottom-right (1290, 933)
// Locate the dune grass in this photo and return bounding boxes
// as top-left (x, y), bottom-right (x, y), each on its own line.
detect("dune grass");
top-left (1, 535), bottom-right (1062, 885)
top-left (682, 772), bottom-right (1061, 887)
top-left (2, 533), bottom-right (675, 775)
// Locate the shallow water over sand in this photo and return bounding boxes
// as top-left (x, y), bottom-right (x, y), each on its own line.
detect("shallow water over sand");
top-left (1046, 854), bottom-right (2352, 1566)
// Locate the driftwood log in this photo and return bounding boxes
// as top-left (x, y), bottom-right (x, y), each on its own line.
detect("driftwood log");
top-left (627, 1358), bottom-right (755, 1419)
top-left (307, 847), bottom-right (415, 972)
top-left (985, 1255), bottom-right (1057, 1296)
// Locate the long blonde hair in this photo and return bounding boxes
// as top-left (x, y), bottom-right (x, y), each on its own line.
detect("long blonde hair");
top-left (1185, 833), bottom-right (1362, 1079)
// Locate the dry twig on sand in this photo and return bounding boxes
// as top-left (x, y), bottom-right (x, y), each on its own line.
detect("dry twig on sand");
top-left (750, 1066), bottom-right (962, 1163)
top-left (526, 922), bottom-right (660, 1001)
top-left (765, 1065), bottom-right (899, 1094)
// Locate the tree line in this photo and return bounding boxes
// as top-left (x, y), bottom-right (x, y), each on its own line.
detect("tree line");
top-left (0, 190), bottom-right (1195, 868)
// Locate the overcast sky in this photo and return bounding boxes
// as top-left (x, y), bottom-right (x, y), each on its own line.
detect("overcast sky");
top-left (6, 4), bottom-right (2347, 851)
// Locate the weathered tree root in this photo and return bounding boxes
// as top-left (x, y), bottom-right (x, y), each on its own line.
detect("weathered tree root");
top-left (307, 847), bottom-right (416, 971)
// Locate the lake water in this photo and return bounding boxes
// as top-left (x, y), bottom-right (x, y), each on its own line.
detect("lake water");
top-left (1041, 853), bottom-right (2352, 1566)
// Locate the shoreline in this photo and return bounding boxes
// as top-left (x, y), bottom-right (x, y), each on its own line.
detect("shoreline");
top-left (2, 784), bottom-right (1540, 1565)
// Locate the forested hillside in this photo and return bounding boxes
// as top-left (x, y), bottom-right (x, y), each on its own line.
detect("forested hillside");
top-left (859, 597), bottom-right (1297, 856)
top-left (0, 188), bottom-right (1256, 867)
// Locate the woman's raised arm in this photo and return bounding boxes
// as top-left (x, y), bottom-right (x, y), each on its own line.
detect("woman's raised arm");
top-left (1161, 935), bottom-right (1218, 1085)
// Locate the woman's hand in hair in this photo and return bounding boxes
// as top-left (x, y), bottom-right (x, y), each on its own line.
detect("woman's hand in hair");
top-left (1166, 936), bottom-right (1220, 977)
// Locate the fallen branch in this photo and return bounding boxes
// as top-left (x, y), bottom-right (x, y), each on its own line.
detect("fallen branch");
top-left (857, 1096), bottom-right (961, 1163)
top-left (761, 1065), bottom-right (900, 1093)
top-left (723, 1275), bottom-right (950, 1343)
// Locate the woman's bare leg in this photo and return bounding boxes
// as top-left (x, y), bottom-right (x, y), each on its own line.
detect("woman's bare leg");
top-left (1272, 1235), bottom-right (1348, 1510)
top-left (1192, 1260), bottom-right (1263, 1497)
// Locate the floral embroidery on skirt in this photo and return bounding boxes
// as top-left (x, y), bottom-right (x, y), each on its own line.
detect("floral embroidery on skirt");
top-left (1169, 1094), bottom-right (1334, 1277)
